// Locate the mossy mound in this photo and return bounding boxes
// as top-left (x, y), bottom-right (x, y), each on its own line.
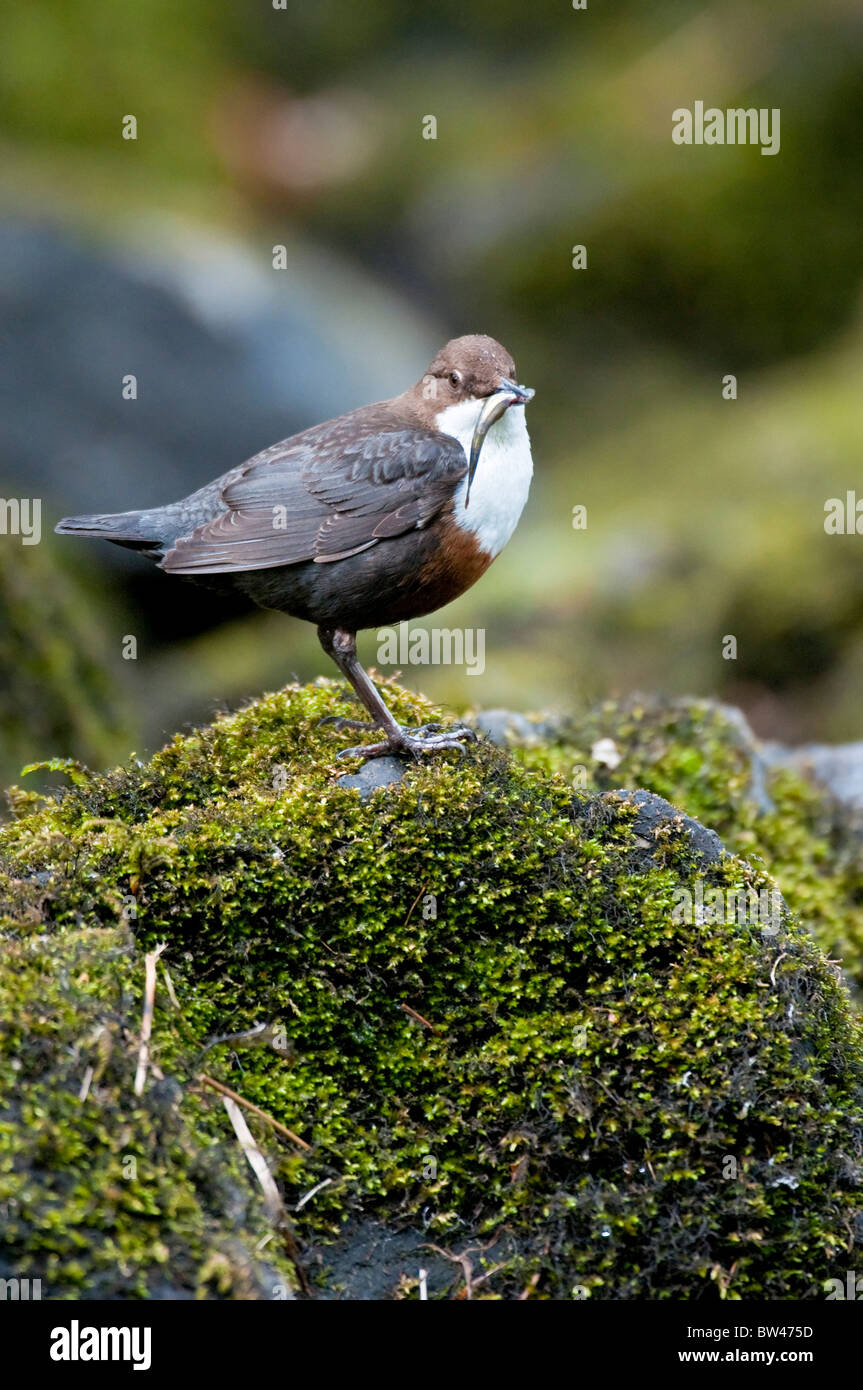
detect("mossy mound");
top-left (516, 698), bottom-right (863, 998)
top-left (1, 680), bottom-right (862, 1300)
top-left (0, 920), bottom-right (295, 1299)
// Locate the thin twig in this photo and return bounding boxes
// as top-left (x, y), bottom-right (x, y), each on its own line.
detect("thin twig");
top-left (295, 1177), bottom-right (334, 1212)
top-left (221, 1096), bottom-right (304, 1296)
top-left (198, 1020), bottom-right (291, 1059)
top-left (424, 1242), bottom-right (475, 1300)
top-left (592, 1075), bottom-right (623, 1107)
top-left (161, 963), bottom-right (180, 1011)
top-left (403, 881), bottom-right (429, 929)
top-left (134, 943), bottom-right (166, 1096)
top-left (400, 1002), bottom-right (437, 1033)
top-left (222, 1096), bottom-right (285, 1224)
top-left (198, 1072), bottom-right (311, 1151)
top-left (770, 951), bottom-right (788, 987)
top-left (469, 1262), bottom-right (507, 1291)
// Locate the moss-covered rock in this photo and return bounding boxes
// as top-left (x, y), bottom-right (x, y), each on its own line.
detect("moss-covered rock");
top-left (1, 680), bottom-right (862, 1300)
top-left (515, 697), bottom-right (863, 1000)
top-left (0, 920), bottom-right (295, 1300)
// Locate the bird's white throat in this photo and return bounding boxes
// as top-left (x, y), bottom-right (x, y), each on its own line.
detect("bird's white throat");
top-left (435, 396), bottom-right (533, 557)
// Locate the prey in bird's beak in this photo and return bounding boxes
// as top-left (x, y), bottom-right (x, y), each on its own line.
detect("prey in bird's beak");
top-left (465, 378), bottom-right (535, 507)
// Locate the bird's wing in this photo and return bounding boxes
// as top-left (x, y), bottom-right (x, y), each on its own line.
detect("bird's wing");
top-left (161, 425), bottom-right (467, 575)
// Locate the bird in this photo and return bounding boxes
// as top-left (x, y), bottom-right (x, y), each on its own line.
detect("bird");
top-left (56, 333), bottom-right (535, 760)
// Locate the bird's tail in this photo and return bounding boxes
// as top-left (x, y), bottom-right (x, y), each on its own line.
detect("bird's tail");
top-left (55, 510), bottom-right (164, 553)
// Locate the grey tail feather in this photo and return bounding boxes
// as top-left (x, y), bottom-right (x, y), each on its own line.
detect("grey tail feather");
top-left (55, 511), bottom-right (164, 553)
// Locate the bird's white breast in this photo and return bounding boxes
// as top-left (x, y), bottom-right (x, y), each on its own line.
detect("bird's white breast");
top-left (434, 397), bottom-right (533, 558)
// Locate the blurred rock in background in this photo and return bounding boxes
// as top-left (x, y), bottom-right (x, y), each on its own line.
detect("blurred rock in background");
top-left (0, 539), bottom-right (132, 787)
top-left (0, 213), bottom-right (440, 773)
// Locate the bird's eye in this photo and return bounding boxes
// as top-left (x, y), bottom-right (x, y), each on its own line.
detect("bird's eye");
top-left (449, 371), bottom-right (461, 389)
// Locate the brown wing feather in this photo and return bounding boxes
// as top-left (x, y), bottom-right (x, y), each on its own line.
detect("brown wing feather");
top-left (161, 425), bottom-right (467, 576)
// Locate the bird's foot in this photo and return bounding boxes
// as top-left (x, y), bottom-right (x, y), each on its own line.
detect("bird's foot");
top-left (335, 721), bottom-right (477, 762)
top-left (318, 714), bottom-right (379, 733)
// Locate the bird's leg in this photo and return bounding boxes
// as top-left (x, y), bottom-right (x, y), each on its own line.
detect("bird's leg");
top-left (316, 627), bottom-right (393, 737)
top-left (317, 625), bottom-right (476, 760)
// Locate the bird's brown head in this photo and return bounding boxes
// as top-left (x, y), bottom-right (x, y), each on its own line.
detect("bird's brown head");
top-left (421, 334), bottom-right (520, 403)
top-left (417, 334), bottom-right (534, 506)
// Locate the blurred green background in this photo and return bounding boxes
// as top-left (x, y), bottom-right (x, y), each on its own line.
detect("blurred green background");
top-left (2, 0), bottom-right (863, 785)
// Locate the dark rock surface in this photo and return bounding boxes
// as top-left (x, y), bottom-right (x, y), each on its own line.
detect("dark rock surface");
top-left (612, 788), bottom-right (726, 867)
top-left (336, 755), bottom-right (407, 798)
top-left (311, 1222), bottom-right (453, 1301)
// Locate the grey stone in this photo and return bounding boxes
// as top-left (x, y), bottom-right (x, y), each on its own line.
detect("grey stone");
top-left (709, 702), bottom-right (776, 814)
top-left (313, 1217), bottom-right (518, 1301)
top-left (762, 740), bottom-right (863, 815)
top-left (337, 756), bottom-right (407, 798)
top-left (473, 708), bottom-right (560, 746)
top-left (608, 788), bottom-right (726, 866)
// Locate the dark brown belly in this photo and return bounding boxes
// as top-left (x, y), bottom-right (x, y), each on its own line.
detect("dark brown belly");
top-left (234, 513), bottom-right (493, 631)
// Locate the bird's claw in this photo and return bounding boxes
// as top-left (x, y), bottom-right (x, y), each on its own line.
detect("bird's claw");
top-left (335, 722), bottom-right (477, 762)
top-left (319, 714), bottom-right (378, 733)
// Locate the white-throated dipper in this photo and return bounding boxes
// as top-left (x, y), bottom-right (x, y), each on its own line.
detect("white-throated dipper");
top-left (56, 334), bottom-right (534, 759)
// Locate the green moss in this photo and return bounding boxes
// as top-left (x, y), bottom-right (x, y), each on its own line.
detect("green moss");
top-left (0, 924), bottom-right (295, 1298)
top-left (1, 680), bottom-right (862, 1299)
top-left (516, 697), bottom-right (863, 997)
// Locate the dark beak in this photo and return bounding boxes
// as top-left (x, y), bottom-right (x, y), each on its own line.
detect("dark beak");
top-left (465, 379), bottom-right (535, 508)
